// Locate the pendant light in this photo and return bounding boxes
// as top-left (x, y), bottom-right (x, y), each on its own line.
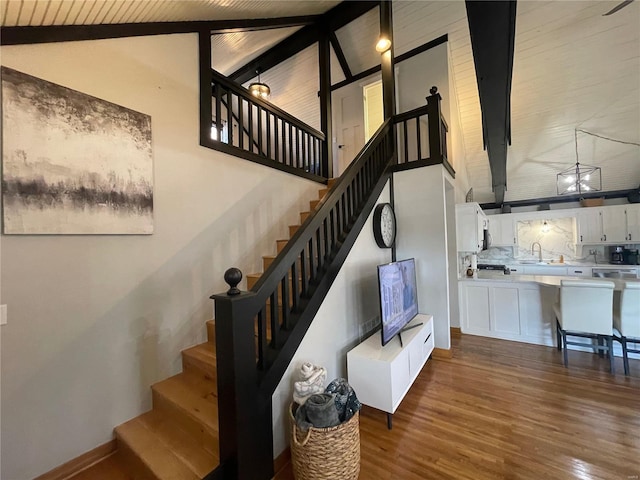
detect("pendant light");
top-left (248, 69), bottom-right (270, 100)
top-left (556, 129), bottom-right (602, 195)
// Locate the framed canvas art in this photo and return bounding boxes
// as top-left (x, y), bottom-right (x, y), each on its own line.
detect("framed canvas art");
top-left (1, 66), bottom-right (153, 234)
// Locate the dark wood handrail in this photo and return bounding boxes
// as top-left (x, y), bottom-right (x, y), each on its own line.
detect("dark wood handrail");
top-left (209, 88), bottom-right (449, 480)
top-left (252, 119), bottom-right (391, 299)
top-left (211, 119), bottom-right (395, 480)
top-left (211, 68), bottom-right (325, 141)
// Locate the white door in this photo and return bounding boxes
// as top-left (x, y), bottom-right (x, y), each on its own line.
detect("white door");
top-left (336, 92), bottom-right (365, 176)
top-left (363, 80), bottom-right (383, 141)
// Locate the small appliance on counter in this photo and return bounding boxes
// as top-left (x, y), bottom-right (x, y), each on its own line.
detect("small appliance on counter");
top-left (477, 264), bottom-right (509, 274)
top-left (623, 248), bottom-right (639, 265)
top-left (609, 246), bottom-right (625, 264)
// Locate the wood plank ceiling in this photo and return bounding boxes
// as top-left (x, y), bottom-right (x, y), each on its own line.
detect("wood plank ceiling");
top-left (0, 1), bottom-right (340, 26)
top-left (2, 1), bottom-right (638, 204)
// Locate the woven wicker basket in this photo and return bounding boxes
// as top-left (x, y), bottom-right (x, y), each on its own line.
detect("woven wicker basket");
top-left (289, 403), bottom-right (360, 480)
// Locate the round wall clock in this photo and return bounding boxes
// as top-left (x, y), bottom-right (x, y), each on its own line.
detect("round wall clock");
top-left (373, 203), bottom-right (396, 248)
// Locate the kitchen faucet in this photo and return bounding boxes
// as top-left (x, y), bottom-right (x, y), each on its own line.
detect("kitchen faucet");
top-left (531, 242), bottom-right (542, 263)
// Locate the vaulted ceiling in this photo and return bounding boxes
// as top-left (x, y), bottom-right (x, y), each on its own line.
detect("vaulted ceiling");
top-left (2, 1), bottom-right (638, 205)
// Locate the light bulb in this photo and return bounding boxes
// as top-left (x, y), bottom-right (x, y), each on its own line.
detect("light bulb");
top-left (565, 176), bottom-right (574, 184)
top-left (376, 38), bottom-right (391, 52)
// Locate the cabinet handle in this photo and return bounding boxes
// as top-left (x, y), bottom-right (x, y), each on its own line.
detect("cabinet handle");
top-left (604, 234), bottom-right (607, 241)
top-left (580, 235), bottom-right (583, 242)
top-left (424, 333), bottom-right (432, 344)
top-left (575, 270), bottom-right (582, 274)
top-left (629, 234), bottom-right (632, 241)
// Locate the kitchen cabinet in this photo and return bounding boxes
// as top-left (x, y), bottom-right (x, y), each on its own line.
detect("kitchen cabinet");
top-left (577, 205), bottom-right (639, 244)
top-left (459, 281), bottom-right (550, 344)
top-left (488, 214), bottom-right (516, 247)
top-left (456, 203), bottom-right (487, 252)
top-left (522, 266), bottom-right (568, 276)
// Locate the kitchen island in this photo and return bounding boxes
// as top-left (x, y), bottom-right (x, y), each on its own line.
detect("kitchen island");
top-left (458, 272), bottom-right (640, 358)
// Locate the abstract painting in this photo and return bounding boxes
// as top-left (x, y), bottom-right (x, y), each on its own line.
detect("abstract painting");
top-left (1, 66), bottom-right (153, 234)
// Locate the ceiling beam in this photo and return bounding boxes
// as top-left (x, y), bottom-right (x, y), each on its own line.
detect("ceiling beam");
top-left (0, 16), bottom-right (320, 46)
top-left (465, 0), bottom-right (517, 206)
top-left (329, 30), bottom-right (353, 81)
top-left (228, 1), bottom-right (379, 85)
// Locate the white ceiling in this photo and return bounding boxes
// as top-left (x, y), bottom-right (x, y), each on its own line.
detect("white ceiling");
top-left (3, 0), bottom-right (638, 205)
top-left (0, 0), bottom-right (340, 26)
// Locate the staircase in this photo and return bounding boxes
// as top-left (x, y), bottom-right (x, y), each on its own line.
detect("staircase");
top-left (68, 186), bottom-right (333, 480)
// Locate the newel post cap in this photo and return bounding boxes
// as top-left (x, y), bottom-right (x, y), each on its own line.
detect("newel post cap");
top-left (224, 267), bottom-right (243, 296)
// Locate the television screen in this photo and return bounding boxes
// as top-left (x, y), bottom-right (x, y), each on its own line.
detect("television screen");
top-left (377, 258), bottom-right (419, 346)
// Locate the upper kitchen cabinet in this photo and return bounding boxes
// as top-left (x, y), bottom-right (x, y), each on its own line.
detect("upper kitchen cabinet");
top-left (488, 214), bottom-right (516, 247)
top-left (456, 203), bottom-right (488, 252)
top-left (577, 205), bottom-right (640, 245)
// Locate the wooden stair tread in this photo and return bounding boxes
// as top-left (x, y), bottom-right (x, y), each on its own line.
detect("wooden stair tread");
top-left (115, 415), bottom-right (202, 480)
top-left (151, 373), bottom-right (218, 433)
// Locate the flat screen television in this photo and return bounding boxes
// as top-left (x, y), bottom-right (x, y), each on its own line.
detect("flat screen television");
top-left (377, 258), bottom-right (419, 346)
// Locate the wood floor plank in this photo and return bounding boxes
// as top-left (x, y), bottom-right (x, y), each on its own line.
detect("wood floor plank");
top-left (275, 334), bottom-right (640, 480)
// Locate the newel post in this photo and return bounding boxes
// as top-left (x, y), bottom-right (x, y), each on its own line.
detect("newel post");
top-left (426, 86), bottom-right (444, 163)
top-left (210, 268), bottom-right (274, 480)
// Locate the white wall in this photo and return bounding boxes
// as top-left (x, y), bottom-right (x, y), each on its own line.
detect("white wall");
top-left (246, 44), bottom-right (321, 132)
top-left (0, 34), bottom-right (321, 480)
top-left (395, 42), bottom-right (450, 121)
top-left (271, 183), bottom-right (392, 457)
top-left (394, 165), bottom-right (452, 350)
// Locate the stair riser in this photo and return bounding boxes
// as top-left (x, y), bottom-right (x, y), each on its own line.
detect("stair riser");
top-left (318, 188), bottom-right (329, 199)
top-left (182, 353), bottom-right (217, 384)
top-left (152, 389), bottom-right (218, 457)
top-left (300, 211), bottom-right (310, 223)
top-left (276, 239), bottom-right (288, 253)
top-left (115, 437), bottom-right (157, 480)
top-left (206, 321), bottom-right (215, 344)
top-left (288, 225), bottom-right (300, 237)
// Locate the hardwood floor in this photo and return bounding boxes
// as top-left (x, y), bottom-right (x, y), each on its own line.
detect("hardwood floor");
top-left (276, 334), bottom-right (640, 480)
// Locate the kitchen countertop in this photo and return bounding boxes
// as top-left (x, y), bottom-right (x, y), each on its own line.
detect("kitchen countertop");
top-left (460, 271), bottom-right (640, 288)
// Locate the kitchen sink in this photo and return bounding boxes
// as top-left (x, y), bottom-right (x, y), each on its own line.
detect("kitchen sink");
top-left (518, 260), bottom-right (548, 265)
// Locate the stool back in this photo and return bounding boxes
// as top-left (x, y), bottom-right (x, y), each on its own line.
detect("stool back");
top-left (559, 280), bottom-right (614, 335)
top-left (615, 281), bottom-right (640, 338)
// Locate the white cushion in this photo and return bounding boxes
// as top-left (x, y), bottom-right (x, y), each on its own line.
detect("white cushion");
top-left (613, 281), bottom-right (640, 338)
top-left (556, 279), bottom-right (614, 336)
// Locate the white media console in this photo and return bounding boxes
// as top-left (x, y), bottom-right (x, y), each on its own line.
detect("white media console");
top-left (347, 314), bottom-right (434, 428)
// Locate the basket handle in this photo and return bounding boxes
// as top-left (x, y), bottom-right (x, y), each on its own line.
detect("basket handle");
top-left (292, 422), bottom-right (312, 447)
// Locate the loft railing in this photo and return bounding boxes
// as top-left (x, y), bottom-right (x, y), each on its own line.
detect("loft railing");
top-left (393, 86), bottom-right (453, 177)
top-left (210, 119), bottom-right (395, 480)
top-left (203, 69), bottom-right (328, 183)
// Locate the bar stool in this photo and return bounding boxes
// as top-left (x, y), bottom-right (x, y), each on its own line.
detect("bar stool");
top-left (613, 281), bottom-right (640, 376)
top-left (554, 279), bottom-right (615, 373)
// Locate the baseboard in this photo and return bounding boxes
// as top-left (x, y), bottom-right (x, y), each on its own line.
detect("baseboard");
top-left (273, 447), bottom-right (291, 475)
top-left (432, 347), bottom-right (453, 359)
top-left (451, 327), bottom-right (462, 338)
top-left (34, 439), bottom-right (117, 480)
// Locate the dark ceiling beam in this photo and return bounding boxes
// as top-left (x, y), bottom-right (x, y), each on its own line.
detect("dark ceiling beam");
top-left (465, 0), bottom-right (517, 205)
top-left (0, 16), bottom-right (320, 45)
top-left (229, 1), bottom-right (378, 84)
top-left (329, 31), bottom-right (353, 81)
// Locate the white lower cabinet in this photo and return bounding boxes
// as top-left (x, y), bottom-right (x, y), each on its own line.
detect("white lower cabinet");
top-left (491, 286), bottom-right (521, 335)
top-left (347, 314), bottom-right (434, 416)
top-left (460, 281), bottom-right (552, 345)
